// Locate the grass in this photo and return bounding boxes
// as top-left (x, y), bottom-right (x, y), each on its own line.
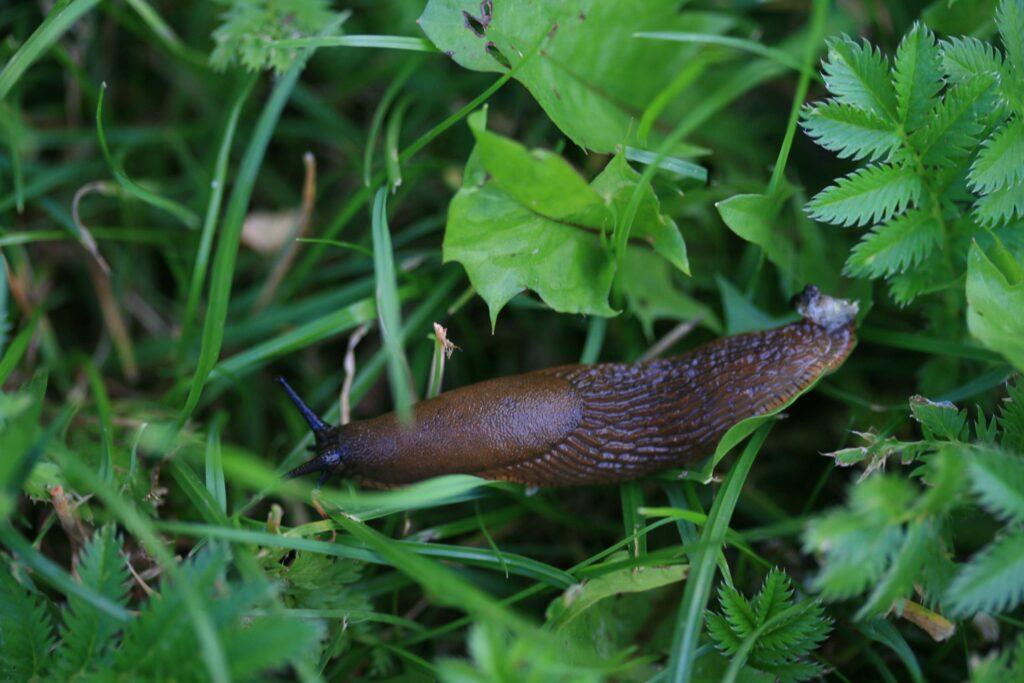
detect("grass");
top-left (1, 1), bottom-right (1022, 681)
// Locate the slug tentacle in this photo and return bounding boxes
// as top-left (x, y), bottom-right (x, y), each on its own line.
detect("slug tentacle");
top-left (280, 285), bottom-right (858, 488)
top-left (278, 377), bottom-right (346, 486)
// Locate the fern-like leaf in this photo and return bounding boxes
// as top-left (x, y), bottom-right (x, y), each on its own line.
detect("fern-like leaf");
top-left (910, 76), bottom-right (997, 167)
top-left (940, 37), bottom-right (1003, 83)
top-left (999, 380), bottom-right (1024, 452)
top-left (974, 176), bottom-right (1024, 225)
top-left (892, 23), bottom-right (944, 131)
top-left (998, 0), bottom-right (1024, 78)
top-left (55, 525), bottom-right (130, 678)
top-left (821, 36), bottom-right (898, 122)
top-left (708, 569), bottom-right (832, 682)
top-left (969, 117), bottom-right (1024, 192)
top-left (800, 100), bottom-right (901, 161)
top-left (967, 447), bottom-right (1024, 524)
top-left (0, 563), bottom-right (55, 681)
top-left (845, 209), bottom-right (940, 278)
top-left (807, 163), bottom-right (922, 227)
top-left (946, 530), bottom-right (1024, 616)
top-left (910, 395), bottom-right (970, 441)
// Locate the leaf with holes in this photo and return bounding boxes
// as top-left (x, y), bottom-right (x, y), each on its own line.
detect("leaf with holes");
top-left (419, 0), bottom-right (733, 152)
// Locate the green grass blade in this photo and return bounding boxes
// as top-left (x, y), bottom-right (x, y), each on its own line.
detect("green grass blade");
top-left (634, 32), bottom-right (805, 74)
top-left (363, 60), bottom-right (419, 186)
top-left (182, 59), bottom-right (306, 419)
top-left (272, 35), bottom-right (437, 51)
top-left (0, 0), bottom-right (102, 102)
top-left (370, 187), bottom-right (414, 419)
top-left (81, 359), bottom-right (114, 483)
top-left (385, 97), bottom-right (412, 192)
top-left (95, 83), bottom-right (199, 228)
top-left (205, 415), bottom-right (227, 514)
top-left (178, 73), bottom-right (257, 365)
top-left (0, 257), bottom-right (10, 358)
top-left (621, 481), bottom-right (646, 560)
top-left (666, 423), bottom-right (773, 683)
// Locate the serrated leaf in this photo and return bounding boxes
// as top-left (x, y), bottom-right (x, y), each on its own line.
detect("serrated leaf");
top-left (893, 23), bottom-right (944, 131)
top-left (857, 520), bottom-right (937, 619)
top-left (970, 117), bottom-right (1024, 192)
top-left (974, 176), bottom-right (1024, 225)
top-left (0, 563), bottom-right (55, 681)
top-left (800, 100), bottom-right (901, 161)
top-left (821, 36), bottom-right (897, 122)
top-left (946, 530), bottom-right (1024, 616)
top-left (845, 209), bottom-right (940, 278)
top-left (966, 242), bottom-right (1024, 370)
top-left (910, 395), bottom-right (969, 441)
top-left (967, 447), bottom-right (1024, 524)
top-left (997, 0), bottom-right (1024, 78)
top-left (910, 75), bottom-right (996, 166)
top-left (56, 525), bottom-right (130, 677)
top-left (419, 0), bottom-right (734, 152)
top-left (210, 0), bottom-right (343, 73)
top-left (807, 163), bottom-right (922, 227)
top-left (939, 36), bottom-right (1004, 83)
top-left (999, 380), bottom-right (1024, 452)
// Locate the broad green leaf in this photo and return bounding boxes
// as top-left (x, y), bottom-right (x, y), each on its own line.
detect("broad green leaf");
top-left (966, 242), bottom-right (1024, 371)
top-left (418, 0), bottom-right (730, 152)
top-left (717, 193), bottom-right (797, 278)
top-left (592, 153), bottom-right (688, 273)
top-left (545, 562), bottom-right (687, 630)
top-left (444, 110), bottom-right (686, 325)
top-left (619, 248), bottom-right (719, 338)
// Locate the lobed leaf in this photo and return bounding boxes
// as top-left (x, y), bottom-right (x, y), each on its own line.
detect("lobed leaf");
top-left (974, 177), bottom-right (1024, 225)
top-left (892, 23), bottom-right (944, 131)
top-left (821, 36), bottom-right (897, 122)
top-left (845, 209), bottom-right (940, 278)
top-left (969, 117), bottom-right (1024, 192)
top-left (946, 530), bottom-right (1024, 616)
top-left (939, 36), bottom-right (1003, 83)
top-left (967, 447), bottom-right (1024, 524)
top-left (909, 75), bottom-right (997, 167)
top-left (800, 100), bottom-right (901, 162)
top-left (806, 163), bottom-right (922, 227)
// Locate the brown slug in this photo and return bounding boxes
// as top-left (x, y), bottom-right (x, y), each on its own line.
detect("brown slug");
top-left (281, 285), bottom-right (857, 488)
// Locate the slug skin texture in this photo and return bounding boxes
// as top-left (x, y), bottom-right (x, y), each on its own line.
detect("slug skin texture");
top-left (283, 285), bottom-right (858, 487)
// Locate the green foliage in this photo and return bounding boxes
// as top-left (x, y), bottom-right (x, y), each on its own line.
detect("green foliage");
top-left (807, 380), bottom-right (1024, 619)
top-left (55, 525), bottom-right (131, 678)
top-left (706, 568), bottom-right (831, 682)
top-left (802, 6), bottom-right (1024, 305)
top-left (443, 109), bottom-right (693, 326)
top-left (419, 0), bottom-right (733, 152)
top-left (967, 242), bottom-right (1024, 371)
top-left (970, 636), bottom-right (1024, 682)
top-left (0, 562), bottom-right (56, 681)
top-left (210, 0), bottom-right (343, 72)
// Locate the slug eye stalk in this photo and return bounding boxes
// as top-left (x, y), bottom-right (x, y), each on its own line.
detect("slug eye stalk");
top-left (277, 377), bottom-right (344, 486)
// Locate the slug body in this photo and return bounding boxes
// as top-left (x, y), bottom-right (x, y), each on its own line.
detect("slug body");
top-left (282, 286), bottom-right (858, 487)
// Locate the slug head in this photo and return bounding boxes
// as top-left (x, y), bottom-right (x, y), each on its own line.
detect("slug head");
top-left (277, 377), bottom-right (346, 486)
top-left (792, 285), bottom-right (859, 332)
